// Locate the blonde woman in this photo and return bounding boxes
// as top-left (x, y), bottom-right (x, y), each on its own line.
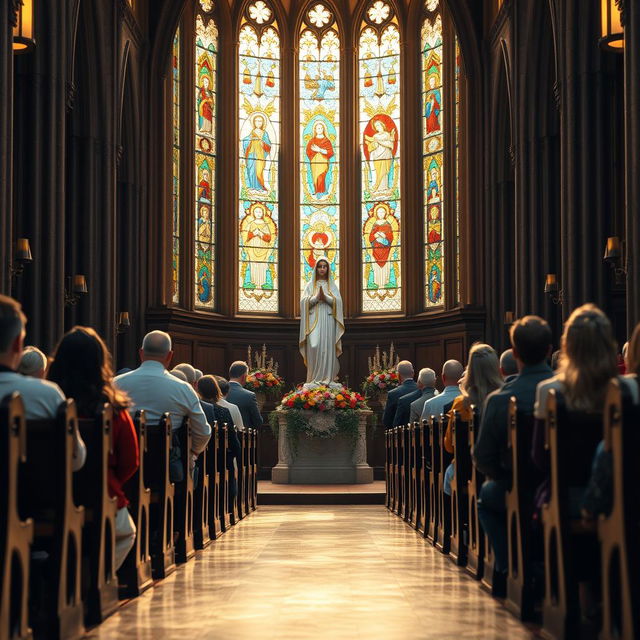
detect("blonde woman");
top-left (443, 343), bottom-right (503, 495)
top-left (532, 304), bottom-right (618, 508)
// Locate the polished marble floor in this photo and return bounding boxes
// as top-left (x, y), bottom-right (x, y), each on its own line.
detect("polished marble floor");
top-left (87, 506), bottom-right (533, 639)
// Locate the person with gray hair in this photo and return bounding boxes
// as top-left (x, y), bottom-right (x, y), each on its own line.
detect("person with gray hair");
top-left (194, 368), bottom-right (203, 382)
top-left (499, 349), bottom-right (518, 381)
top-left (409, 368), bottom-right (438, 423)
top-left (226, 360), bottom-right (263, 428)
top-left (18, 345), bottom-right (48, 378)
top-left (383, 360), bottom-right (418, 428)
top-left (394, 364), bottom-right (439, 427)
top-left (173, 363), bottom-right (197, 387)
top-left (0, 295), bottom-right (86, 469)
top-left (115, 331), bottom-right (211, 455)
top-left (170, 369), bottom-right (188, 382)
top-left (421, 359), bottom-right (464, 421)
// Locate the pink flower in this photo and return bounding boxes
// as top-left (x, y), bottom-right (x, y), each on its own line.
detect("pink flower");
top-left (379, 382), bottom-right (387, 389)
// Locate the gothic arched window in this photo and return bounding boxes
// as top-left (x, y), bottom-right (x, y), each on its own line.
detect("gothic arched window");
top-left (194, 4), bottom-right (218, 309)
top-left (358, 2), bottom-right (402, 313)
top-left (238, 1), bottom-right (281, 313)
top-left (421, 0), bottom-right (462, 308)
top-left (171, 28), bottom-right (181, 304)
top-left (167, 0), bottom-right (465, 318)
top-left (298, 3), bottom-right (340, 296)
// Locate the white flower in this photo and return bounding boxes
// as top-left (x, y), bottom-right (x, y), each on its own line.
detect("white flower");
top-left (425, 0), bottom-right (439, 11)
top-left (368, 1), bottom-right (390, 25)
top-left (308, 4), bottom-right (331, 28)
top-left (249, 1), bottom-right (271, 24)
top-left (199, 0), bottom-right (214, 11)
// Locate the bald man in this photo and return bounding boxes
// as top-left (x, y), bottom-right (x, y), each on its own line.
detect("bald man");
top-left (420, 359), bottom-right (464, 420)
top-left (382, 360), bottom-right (418, 429)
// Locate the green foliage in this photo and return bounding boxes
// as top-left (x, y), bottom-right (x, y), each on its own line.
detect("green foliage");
top-left (270, 408), bottom-right (363, 460)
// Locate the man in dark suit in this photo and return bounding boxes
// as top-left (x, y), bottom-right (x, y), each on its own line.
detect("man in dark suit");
top-left (473, 316), bottom-right (552, 586)
top-left (226, 360), bottom-right (263, 428)
top-left (382, 360), bottom-right (418, 429)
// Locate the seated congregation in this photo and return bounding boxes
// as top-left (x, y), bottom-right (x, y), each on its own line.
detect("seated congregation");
top-left (385, 305), bottom-right (640, 640)
top-left (0, 294), bottom-right (260, 640)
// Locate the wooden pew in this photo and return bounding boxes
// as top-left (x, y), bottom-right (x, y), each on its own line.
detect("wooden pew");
top-left (173, 420), bottom-right (195, 564)
top-left (385, 428), bottom-right (392, 510)
top-left (241, 430), bottom-right (250, 517)
top-left (193, 436), bottom-right (211, 551)
top-left (75, 406), bottom-right (119, 624)
top-left (598, 376), bottom-right (640, 640)
top-left (541, 389), bottom-right (602, 640)
top-left (389, 428), bottom-right (398, 513)
top-left (418, 420), bottom-right (429, 537)
top-left (229, 426), bottom-right (241, 527)
top-left (466, 408), bottom-right (485, 580)
top-left (144, 414), bottom-right (176, 579)
top-left (427, 416), bottom-right (440, 545)
top-left (436, 413), bottom-right (453, 554)
top-left (505, 398), bottom-right (540, 620)
top-left (394, 427), bottom-right (404, 517)
top-left (206, 423), bottom-right (222, 540)
top-left (0, 393), bottom-right (33, 640)
top-left (250, 428), bottom-right (258, 511)
top-left (410, 422), bottom-right (421, 530)
top-left (218, 424), bottom-right (231, 533)
top-left (23, 401), bottom-right (85, 640)
top-left (118, 411), bottom-right (152, 598)
top-left (449, 410), bottom-right (470, 566)
top-left (402, 424), bottom-right (413, 522)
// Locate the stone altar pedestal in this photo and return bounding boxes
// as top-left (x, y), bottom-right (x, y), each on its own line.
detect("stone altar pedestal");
top-left (271, 410), bottom-right (374, 484)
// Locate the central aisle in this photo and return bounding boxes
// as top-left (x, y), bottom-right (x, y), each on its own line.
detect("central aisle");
top-left (88, 506), bottom-right (532, 639)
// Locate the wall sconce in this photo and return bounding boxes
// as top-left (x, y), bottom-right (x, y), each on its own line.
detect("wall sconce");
top-left (9, 238), bottom-right (32, 278)
top-left (504, 310), bottom-right (515, 326)
top-left (64, 275), bottom-right (88, 307)
top-left (544, 273), bottom-right (563, 305)
top-left (603, 235), bottom-right (627, 283)
top-left (116, 311), bottom-right (131, 335)
top-left (12, 0), bottom-right (35, 53)
top-left (599, 0), bottom-right (624, 52)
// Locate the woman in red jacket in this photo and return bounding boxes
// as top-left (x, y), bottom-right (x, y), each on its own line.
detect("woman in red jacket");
top-left (48, 326), bottom-right (139, 570)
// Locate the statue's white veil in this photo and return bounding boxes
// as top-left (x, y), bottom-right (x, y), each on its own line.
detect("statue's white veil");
top-left (299, 257), bottom-right (345, 366)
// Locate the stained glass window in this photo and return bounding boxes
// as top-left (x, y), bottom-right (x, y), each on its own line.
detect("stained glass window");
top-left (299, 5), bottom-right (340, 295)
top-left (194, 5), bottom-right (218, 309)
top-left (238, 1), bottom-right (280, 313)
top-left (422, 1), bottom-right (444, 307)
top-left (171, 28), bottom-right (180, 304)
top-left (359, 3), bottom-right (402, 313)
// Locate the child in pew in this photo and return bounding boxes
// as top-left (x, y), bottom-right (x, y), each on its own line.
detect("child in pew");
top-left (48, 326), bottom-right (140, 570)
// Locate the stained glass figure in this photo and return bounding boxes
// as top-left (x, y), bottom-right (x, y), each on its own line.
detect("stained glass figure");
top-left (359, 4), bottom-right (402, 312)
top-left (194, 8), bottom-right (217, 309)
top-left (172, 28), bottom-right (180, 304)
top-left (299, 5), bottom-right (340, 294)
top-left (422, 1), bottom-right (444, 307)
top-left (238, 3), bottom-right (280, 312)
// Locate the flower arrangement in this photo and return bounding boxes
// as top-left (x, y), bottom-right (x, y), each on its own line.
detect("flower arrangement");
top-left (361, 342), bottom-right (401, 398)
top-left (279, 382), bottom-right (367, 412)
top-left (269, 382), bottom-right (370, 455)
top-left (244, 344), bottom-right (285, 398)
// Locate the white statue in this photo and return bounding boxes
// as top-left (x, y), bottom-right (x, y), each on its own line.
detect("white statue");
top-left (299, 257), bottom-right (344, 384)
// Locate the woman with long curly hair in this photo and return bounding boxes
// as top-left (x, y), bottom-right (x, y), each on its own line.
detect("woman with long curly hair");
top-left (48, 326), bottom-right (139, 570)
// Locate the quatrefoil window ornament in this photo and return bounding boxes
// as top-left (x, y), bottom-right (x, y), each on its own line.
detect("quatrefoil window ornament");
top-left (249, 0), bottom-right (271, 24)
top-left (368, 1), bottom-right (390, 24)
top-left (308, 4), bottom-right (331, 27)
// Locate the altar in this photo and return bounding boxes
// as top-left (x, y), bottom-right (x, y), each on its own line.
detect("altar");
top-left (271, 410), bottom-right (374, 484)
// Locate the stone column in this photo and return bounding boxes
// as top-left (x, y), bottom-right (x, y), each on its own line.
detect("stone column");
top-left (622, 0), bottom-right (640, 329)
top-left (0, 4), bottom-right (18, 294)
top-left (12, 0), bottom-right (71, 350)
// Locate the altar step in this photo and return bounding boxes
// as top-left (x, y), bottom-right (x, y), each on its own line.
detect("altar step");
top-left (257, 480), bottom-right (386, 505)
